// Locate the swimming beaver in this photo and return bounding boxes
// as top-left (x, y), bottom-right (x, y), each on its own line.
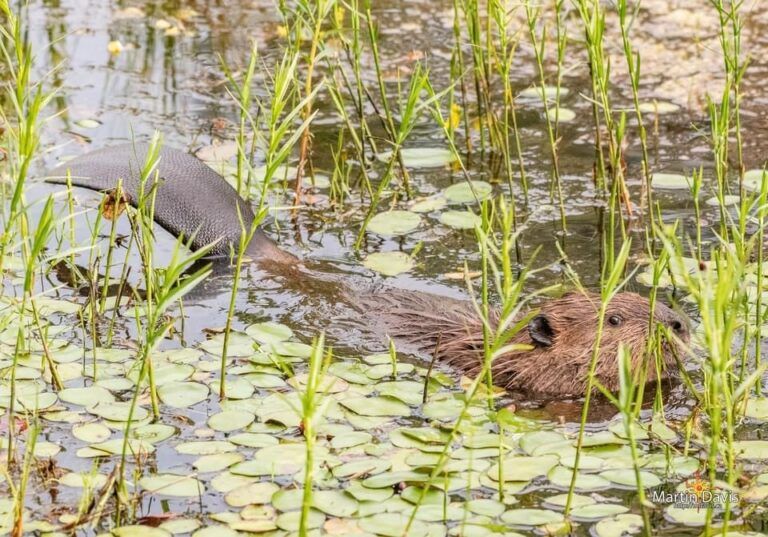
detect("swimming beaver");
top-left (46, 143), bottom-right (690, 396)
top-left (360, 289), bottom-right (688, 396)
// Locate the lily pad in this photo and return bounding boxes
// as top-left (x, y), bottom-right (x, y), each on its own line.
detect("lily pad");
top-left (340, 396), bottom-right (411, 417)
top-left (367, 211), bottom-right (421, 236)
top-left (363, 251), bottom-right (415, 276)
top-left (358, 513), bottom-right (429, 537)
top-left (208, 410), bottom-right (255, 432)
top-left (158, 381), bottom-right (209, 408)
top-left (501, 508), bottom-right (565, 526)
top-left (378, 147), bottom-right (455, 168)
top-left (443, 181), bottom-right (493, 204)
top-left (410, 196), bottom-right (447, 213)
top-left (245, 321), bottom-right (293, 344)
top-left (440, 210), bottom-right (481, 230)
top-left (140, 474), bottom-right (205, 497)
top-left (547, 107), bottom-right (576, 122)
top-left (651, 172), bottom-right (691, 190)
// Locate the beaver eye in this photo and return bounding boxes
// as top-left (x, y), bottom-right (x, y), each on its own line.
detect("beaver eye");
top-left (608, 314), bottom-right (623, 327)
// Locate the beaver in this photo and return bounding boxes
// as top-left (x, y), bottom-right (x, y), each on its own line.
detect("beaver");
top-left (46, 143), bottom-right (690, 396)
top-left (357, 288), bottom-right (688, 396)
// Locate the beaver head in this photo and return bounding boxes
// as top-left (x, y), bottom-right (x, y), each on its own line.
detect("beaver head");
top-left (373, 290), bottom-right (689, 397)
top-left (492, 291), bottom-right (689, 395)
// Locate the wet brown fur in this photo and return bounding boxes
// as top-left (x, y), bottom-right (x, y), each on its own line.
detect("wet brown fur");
top-left (361, 290), bottom-right (688, 396)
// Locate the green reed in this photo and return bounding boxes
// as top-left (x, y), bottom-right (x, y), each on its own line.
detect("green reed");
top-left (298, 334), bottom-right (331, 536)
top-left (220, 40), bottom-right (260, 196)
top-left (523, 0), bottom-right (567, 233)
top-left (616, 0), bottom-right (653, 220)
top-left (563, 240), bottom-right (632, 515)
top-left (572, 0), bottom-right (632, 226)
top-left (354, 65), bottom-right (436, 248)
top-left (291, 0), bottom-right (336, 200)
top-left (404, 197), bottom-right (553, 533)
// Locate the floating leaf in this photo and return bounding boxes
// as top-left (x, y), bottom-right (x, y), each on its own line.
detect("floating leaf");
top-left (72, 422), bottom-right (111, 443)
top-left (208, 410), bottom-right (255, 433)
top-left (599, 469), bottom-right (662, 488)
top-left (570, 503), bottom-right (629, 521)
top-left (547, 107), bottom-right (576, 122)
top-left (444, 181), bottom-right (493, 204)
top-left (340, 396), bottom-right (410, 417)
top-left (158, 382), bottom-right (209, 408)
top-left (193, 452), bottom-right (244, 473)
top-left (410, 196), bottom-right (447, 213)
top-left (140, 474), bottom-right (205, 497)
top-left (440, 210), bottom-right (481, 230)
top-left (358, 513), bottom-right (429, 537)
top-left (638, 101), bottom-right (680, 114)
top-left (112, 526), bottom-right (170, 537)
top-left (76, 118), bottom-right (102, 129)
top-left (88, 401), bottom-right (148, 422)
top-left (651, 172), bottom-right (691, 190)
top-left (744, 169), bottom-right (767, 192)
top-left (367, 211), bottom-right (421, 236)
top-left (224, 481), bottom-right (279, 507)
top-left (245, 321), bottom-right (293, 344)
top-left (519, 85), bottom-right (570, 100)
top-left (377, 147), bottom-right (455, 168)
top-left (734, 440), bottom-right (768, 460)
top-left (363, 251), bottom-right (415, 276)
top-left (745, 398), bottom-right (768, 420)
top-left (501, 508), bottom-right (565, 526)
top-left (594, 513), bottom-right (644, 537)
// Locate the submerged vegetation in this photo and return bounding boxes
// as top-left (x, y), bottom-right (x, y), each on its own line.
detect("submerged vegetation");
top-left (0, 0), bottom-right (767, 536)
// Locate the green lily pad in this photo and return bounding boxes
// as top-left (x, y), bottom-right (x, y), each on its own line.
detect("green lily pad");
top-left (224, 481), bottom-right (279, 507)
top-left (340, 396), bottom-right (411, 417)
top-left (638, 101), bottom-right (680, 114)
top-left (72, 422), bottom-right (112, 443)
top-left (88, 401), bottom-right (148, 422)
top-left (363, 251), bottom-right (415, 276)
top-left (130, 423), bottom-right (176, 444)
top-left (140, 474), bottom-right (205, 497)
top-left (651, 172), bottom-right (691, 190)
top-left (547, 107), bottom-right (576, 122)
top-left (487, 455), bottom-right (559, 482)
top-left (208, 410), bottom-right (255, 432)
top-left (378, 147), bottom-right (456, 168)
top-left (358, 513), bottom-right (429, 537)
top-left (275, 509), bottom-right (325, 531)
top-left (440, 210), bottom-right (481, 230)
top-left (60, 385), bottom-right (115, 406)
top-left (367, 211), bottom-right (421, 236)
top-left (245, 321), bottom-right (293, 344)
top-left (519, 85), bottom-right (569, 100)
top-left (410, 196), bottom-right (447, 213)
top-left (745, 398), bottom-right (768, 420)
top-left (734, 440), bottom-right (768, 460)
top-left (744, 169), bottom-right (767, 192)
top-left (444, 181), bottom-right (493, 204)
top-left (501, 508), bottom-right (565, 526)
top-left (599, 469), bottom-right (662, 488)
top-left (570, 503), bottom-right (629, 521)
top-left (594, 513), bottom-right (644, 537)
top-left (193, 452), bottom-right (244, 473)
top-left (158, 381), bottom-right (209, 408)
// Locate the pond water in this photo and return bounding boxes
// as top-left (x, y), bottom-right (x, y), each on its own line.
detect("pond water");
top-left (1, 0), bottom-right (768, 535)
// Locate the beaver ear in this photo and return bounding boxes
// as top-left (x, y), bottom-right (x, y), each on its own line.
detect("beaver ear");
top-left (528, 314), bottom-right (554, 347)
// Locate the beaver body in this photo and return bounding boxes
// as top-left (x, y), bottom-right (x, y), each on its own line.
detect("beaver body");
top-left (46, 144), bottom-right (689, 396)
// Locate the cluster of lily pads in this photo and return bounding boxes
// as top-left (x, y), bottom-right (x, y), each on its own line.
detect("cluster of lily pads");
top-left (2, 275), bottom-right (767, 536)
